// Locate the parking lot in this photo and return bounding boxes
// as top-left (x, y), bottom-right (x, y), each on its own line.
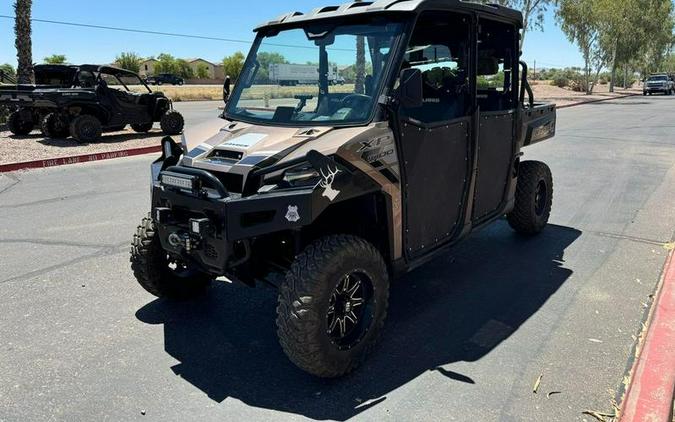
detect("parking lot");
top-left (1, 95), bottom-right (674, 421)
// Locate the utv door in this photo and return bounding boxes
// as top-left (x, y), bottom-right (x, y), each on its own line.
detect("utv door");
top-left (397, 12), bottom-right (472, 258)
top-left (471, 19), bottom-right (519, 221)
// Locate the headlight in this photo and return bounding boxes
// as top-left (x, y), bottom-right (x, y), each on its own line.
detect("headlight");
top-left (281, 162), bottom-right (320, 187)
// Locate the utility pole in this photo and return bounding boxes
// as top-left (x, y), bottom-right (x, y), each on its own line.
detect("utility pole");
top-left (533, 60), bottom-right (536, 80)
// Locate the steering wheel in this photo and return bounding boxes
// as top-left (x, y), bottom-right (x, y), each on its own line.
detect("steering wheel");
top-left (339, 93), bottom-right (371, 110)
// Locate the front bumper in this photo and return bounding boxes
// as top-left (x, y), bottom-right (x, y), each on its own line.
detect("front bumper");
top-left (644, 86), bottom-right (670, 93)
top-left (151, 182), bottom-right (315, 275)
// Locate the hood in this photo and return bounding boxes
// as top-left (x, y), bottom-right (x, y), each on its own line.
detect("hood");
top-left (181, 120), bottom-right (338, 173)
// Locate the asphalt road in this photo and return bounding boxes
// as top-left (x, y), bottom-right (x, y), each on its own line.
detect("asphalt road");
top-left (174, 100), bottom-right (223, 127)
top-left (1, 96), bottom-right (674, 421)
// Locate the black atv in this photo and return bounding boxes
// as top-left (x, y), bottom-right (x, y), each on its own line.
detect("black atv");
top-left (2, 65), bottom-right (183, 142)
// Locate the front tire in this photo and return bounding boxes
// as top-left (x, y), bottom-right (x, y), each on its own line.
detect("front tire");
top-left (7, 111), bottom-right (34, 135)
top-left (276, 235), bottom-right (389, 377)
top-left (507, 161), bottom-right (553, 235)
top-left (130, 214), bottom-right (211, 299)
top-left (69, 114), bottom-right (102, 142)
top-left (160, 110), bottom-right (184, 135)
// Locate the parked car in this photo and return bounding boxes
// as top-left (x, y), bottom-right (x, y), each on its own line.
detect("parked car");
top-left (145, 74), bottom-right (184, 86)
top-left (3, 65), bottom-right (184, 141)
top-left (643, 74), bottom-right (674, 95)
top-left (130, 0), bottom-right (557, 378)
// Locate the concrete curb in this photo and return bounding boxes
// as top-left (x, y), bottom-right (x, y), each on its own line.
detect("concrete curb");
top-left (0, 145), bottom-right (161, 173)
top-left (0, 92), bottom-right (640, 173)
top-left (557, 92), bottom-right (639, 109)
top-left (619, 247), bottom-right (675, 421)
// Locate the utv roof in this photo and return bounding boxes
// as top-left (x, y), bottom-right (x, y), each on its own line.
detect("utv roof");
top-left (255, 0), bottom-right (523, 31)
top-left (78, 64), bottom-right (141, 76)
top-left (34, 64), bottom-right (78, 70)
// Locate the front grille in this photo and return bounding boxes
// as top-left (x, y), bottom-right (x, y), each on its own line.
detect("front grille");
top-left (215, 173), bottom-right (244, 194)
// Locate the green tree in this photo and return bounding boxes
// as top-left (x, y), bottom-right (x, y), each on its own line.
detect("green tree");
top-left (114, 52), bottom-right (142, 72)
top-left (175, 59), bottom-right (194, 79)
top-left (255, 51), bottom-right (288, 83)
top-left (0, 63), bottom-right (16, 78)
top-left (196, 63), bottom-right (210, 79)
top-left (222, 51), bottom-right (245, 80)
top-left (631, 0), bottom-right (674, 78)
top-left (14, 0), bottom-right (33, 83)
top-left (595, 0), bottom-right (673, 92)
top-left (43, 54), bottom-right (67, 64)
top-left (557, 0), bottom-right (608, 94)
top-left (154, 53), bottom-right (178, 74)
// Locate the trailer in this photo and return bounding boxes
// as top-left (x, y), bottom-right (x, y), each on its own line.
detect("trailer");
top-left (269, 63), bottom-right (343, 86)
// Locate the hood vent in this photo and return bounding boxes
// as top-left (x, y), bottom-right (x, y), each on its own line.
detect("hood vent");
top-left (296, 127), bottom-right (320, 136)
top-left (209, 149), bottom-right (244, 162)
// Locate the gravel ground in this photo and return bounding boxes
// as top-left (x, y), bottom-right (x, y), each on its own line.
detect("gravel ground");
top-left (532, 83), bottom-right (640, 106)
top-left (0, 127), bottom-right (164, 165)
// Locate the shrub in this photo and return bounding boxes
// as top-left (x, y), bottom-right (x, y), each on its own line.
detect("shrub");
top-left (0, 105), bottom-right (10, 126)
top-left (552, 76), bottom-right (569, 88)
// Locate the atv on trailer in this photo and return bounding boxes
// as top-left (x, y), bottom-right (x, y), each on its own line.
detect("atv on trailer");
top-left (130, 0), bottom-right (557, 377)
top-left (2, 65), bottom-right (183, 141)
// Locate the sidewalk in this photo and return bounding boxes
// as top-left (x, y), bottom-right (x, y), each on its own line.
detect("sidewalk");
top-left (619, 246), bottom-right (675, 421)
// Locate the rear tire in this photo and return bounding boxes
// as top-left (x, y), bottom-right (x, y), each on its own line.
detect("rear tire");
top-left (160, 110), bottom-right (184, 135)
top-left (130, 214), bottom-right (211, 299)
top-left (131, 122), bottom-right (153, 133)
top-left (507, 161), bottom-right (553, 235)
top-left (276, 235), bottom-right (389, 377)
top-left (69, 114), bottom-right (102, 142)
top-left (41, 113), bottom-right (69, 138)
top-left (7, 111), bottom-right (34, 135)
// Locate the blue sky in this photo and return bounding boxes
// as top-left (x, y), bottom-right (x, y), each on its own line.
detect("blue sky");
top-left (0, 0), bottom-right (584, 69)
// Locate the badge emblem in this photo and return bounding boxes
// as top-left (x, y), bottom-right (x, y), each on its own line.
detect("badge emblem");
top-left (285, 205), bottom-right (300, 222)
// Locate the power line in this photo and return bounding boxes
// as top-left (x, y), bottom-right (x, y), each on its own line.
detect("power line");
top-left (0, 14), bottom-right (256, 45)
top-left (0, 15), bottom-right (356, 52)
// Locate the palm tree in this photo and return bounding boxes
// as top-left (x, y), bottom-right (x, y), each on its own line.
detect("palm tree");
top-left (14, 0), bottom-right (33, 84)
top-left (354, 0), bottom-right (365, 94)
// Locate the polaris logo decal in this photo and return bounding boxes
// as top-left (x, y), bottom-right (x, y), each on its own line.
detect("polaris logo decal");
top-left (225, 133), bottom-right (267, 149)
top-left (285, 205), bottom-right (300, 222)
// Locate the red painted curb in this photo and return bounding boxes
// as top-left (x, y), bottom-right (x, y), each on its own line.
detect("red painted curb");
top-left (0, 145), bottom-right (161, 173)
top-left (620, 248), bottom-right (675, 421)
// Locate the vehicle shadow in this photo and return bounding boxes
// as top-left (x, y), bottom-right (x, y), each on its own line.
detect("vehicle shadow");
top-left (135, 222), bottom-right (581, 420)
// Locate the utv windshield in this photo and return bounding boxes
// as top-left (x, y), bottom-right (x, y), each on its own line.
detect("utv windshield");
top-left (226, 19), bottom-right (403, 126)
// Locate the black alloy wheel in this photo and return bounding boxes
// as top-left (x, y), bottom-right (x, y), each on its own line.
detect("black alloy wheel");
top-left (326, 271), bottom-right (375, 350)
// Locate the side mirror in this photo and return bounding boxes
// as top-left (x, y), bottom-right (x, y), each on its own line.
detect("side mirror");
top-left (399, 68), bottom-right (423, 108)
